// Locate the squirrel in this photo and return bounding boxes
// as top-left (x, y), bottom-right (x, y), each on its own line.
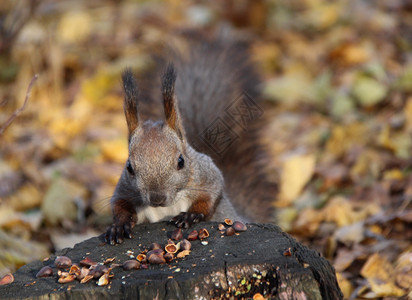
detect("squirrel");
top-left (105, 37), bottom-right (277, 245)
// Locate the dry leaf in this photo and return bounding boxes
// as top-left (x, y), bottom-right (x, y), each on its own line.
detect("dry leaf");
top-left (278, 154), bottom-right (315, 207)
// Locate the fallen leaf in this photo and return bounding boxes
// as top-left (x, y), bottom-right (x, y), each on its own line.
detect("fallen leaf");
top-left (278, 154), bottom-right (316, 207)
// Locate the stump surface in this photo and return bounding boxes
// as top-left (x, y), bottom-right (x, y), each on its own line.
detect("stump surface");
top-left (0, 222), bottom-right (343, 299)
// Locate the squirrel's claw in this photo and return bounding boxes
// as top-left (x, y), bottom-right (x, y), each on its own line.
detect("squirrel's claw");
top-left (105, 223), bottom-right (133, 245)
top-left (171, 212), bottom-right (205, 228)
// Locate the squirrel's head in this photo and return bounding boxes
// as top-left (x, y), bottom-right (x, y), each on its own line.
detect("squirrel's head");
top-left (121, 65), bottom-right (190, 207)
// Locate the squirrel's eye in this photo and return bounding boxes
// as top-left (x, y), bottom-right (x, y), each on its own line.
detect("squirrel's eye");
top-left (126, 160), bottom-right (135, 175)
top-left (177, 154), bottom-right (184, 170)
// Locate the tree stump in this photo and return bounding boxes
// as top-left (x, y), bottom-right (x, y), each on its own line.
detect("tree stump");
top-left (0, 222), bottom-right (343, 299)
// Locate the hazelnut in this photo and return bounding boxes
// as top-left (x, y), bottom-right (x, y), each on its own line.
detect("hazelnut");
top-left (171, 228), bottom-right (183, 241)
top-left (123, 260), bottom-right (141, 270)
top-left (233, 221), bottom-right (247, 232)
top-left (198, 228), bottom-right (209, 240)
top-left (54, 256), bottom-right (72, 269)
top-left (187, 229), bottom-right (198, 241)
top-left (36, 266), bottom-right (53, 278)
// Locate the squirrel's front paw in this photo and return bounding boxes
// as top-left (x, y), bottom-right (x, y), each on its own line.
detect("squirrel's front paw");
top-left (105, 223), bottom-right (133, 245)
top-left (171, 212), bottom-right (204, 229)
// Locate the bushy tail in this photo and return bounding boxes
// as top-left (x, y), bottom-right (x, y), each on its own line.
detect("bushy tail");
top-left (173, 36), bottom-right (277, 223)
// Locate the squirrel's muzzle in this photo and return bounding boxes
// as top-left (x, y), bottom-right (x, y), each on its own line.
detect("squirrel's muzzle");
top-left (148, 192), bottom-right (167, 207)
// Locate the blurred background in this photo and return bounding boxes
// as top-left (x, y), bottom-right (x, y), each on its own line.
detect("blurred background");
top-left (1, 0), bottom-right (412, 298)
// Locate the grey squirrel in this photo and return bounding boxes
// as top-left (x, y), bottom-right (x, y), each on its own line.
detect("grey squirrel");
top-left (105, 37), bottom-right (277, 245)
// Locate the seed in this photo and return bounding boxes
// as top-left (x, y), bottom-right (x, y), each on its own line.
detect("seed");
top-left (36, 266), bottom-right (53, 278)
top-left (283, 248), bottom-right (292, 256)
top-left (97, 273), bottom-right (109, 286)
top-left (165, 242), bottom-right (179, 254)
top-left (58, 274), bottom-right (75, 283)
top-left (224, 218), bottom-right (233, 226)
top-left (149, 243), bottom-right (162, 251)
top-left (54, 256), bottom-right (72, 269)
top-left (0, 273), bottom-right (14, 285)
top-left (77, 267), bottom-right (90, 280)
top-left (176, 250), bottom-right (191, 258)
top-left (136, 253), bottom-right (147, 262)
top-left (171, 228), bottom-right (183, 241)
top-left (233, 221), bottom-right (247, 232)
top-left (90, 264), bottom-right (108, 279)
top-left (123, 260), bottom-right (141, 270)
top-left (103, 257), bottom-right (115, 265)
top-left (147, 252), bottom-right (166, 264)
top-left (164, 252), bottom-right (174, 263)
top-left (80, 257), bottom-right (97, 267)
top-left (80, 274), bottom-right (93, 284)
top-left (187, 229), bottom-right (198, 241)
top-left (199, 228), bottom-right (209, 240)
top-left (226, 227), bottom-right (235, 236)
top-left (69, 265), bottom-right (80, 276)
top-left (178, 239), bottom-right (191, 251)
top-left (218, 224), bottom-right (225, 231)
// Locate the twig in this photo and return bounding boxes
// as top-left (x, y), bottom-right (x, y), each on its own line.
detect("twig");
top-left (0, 74), bottom-right (38, 135)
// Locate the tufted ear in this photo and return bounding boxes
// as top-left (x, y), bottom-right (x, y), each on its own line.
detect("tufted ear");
top-left (122, 69), bottom-right (140, 140)
top-left (162, 64), bottom-right (185, 141)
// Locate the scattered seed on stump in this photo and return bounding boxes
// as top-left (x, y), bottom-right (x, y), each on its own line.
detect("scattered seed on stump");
top-left (36, 266), bottom-right (53, 278)
top-left (123, 260), bottom-right (141, 270)
top-left (171, 228), bottom-right (183, 240)
top-left (187, 229), bottom-right (198, 241)
top-left (178, 239), bottom-right (191, 251)
top-left (226, 227), bottom-right (235, 236)
top-left (54, 256), bottom-right (72, 269)
top-left (224, 218), bottom-right (233, 226)
top-left (0, 273), bottom-right (14, 285)
top-left (233, 221), bottom-right (247, 232)
top-left (199, 228), bottom-right (209, 239)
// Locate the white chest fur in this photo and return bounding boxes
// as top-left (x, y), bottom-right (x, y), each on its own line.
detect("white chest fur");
top-left (136, 191), bottom-right (191, 224)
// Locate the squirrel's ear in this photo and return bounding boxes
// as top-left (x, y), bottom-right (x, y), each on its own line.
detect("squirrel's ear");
top-left (122, 69), bottom-right (140, 140)
top-left (162, 64), bottom-right (185, 140)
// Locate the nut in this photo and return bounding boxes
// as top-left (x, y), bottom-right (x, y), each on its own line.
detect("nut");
top-left (36, 266), bottom-right (53, 278)
top-left (123, 260), bottom-right (141, 270)
top-left (187, 229), bottom-right (198, 241)
top-left (224, 218), bottom-right (233, 226)
top-left (69, 265), bottom-right (80, 276)
top-left (97, 273), bottom-right (109, 286)
top-left (178, 239), bottom-right (191, 251)
top-left (58, 274), bottom-right (76, 284)
top-left (147, 251), bottom-right (166, 264)
top-left (136, 253), bottom-right (147, 262)
top-left (218, 224), bottom-right (225, 231)
top-left (171, 228), bottom-right (183, 241)
top-left (198, 228), bottom-right (209, 240)
top-left (165, 242), bottom-right (179, 254)
top-left (80, 257), bottom-right (97, 267)
top-left (54, 256), bottom-right (72, 269)
top-left (226, 227), bottom-right (235, 236)
top-left (80, 274), bottom-right (93, 284)
top-left (177, 250), bottom-right (191, 258)
top-left (77, 267), bottom-right (90, 280)
top-left (233, 221), bottom-right (247, 232)
top-left (90, 264), bottom-right (108, 279)
top-left (164, 252), bottom-right (174, 263)
top-left (0, 273), bottom-right (14, 285)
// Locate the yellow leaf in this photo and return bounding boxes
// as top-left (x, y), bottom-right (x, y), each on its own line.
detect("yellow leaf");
top-left (278, 154), bottom-right (315, 206)
top-left (336, 272), bottom-right (353, 299)
top-left (99, 138), bottom-right (128, 164)
top-left (57, 11), bottom-right (92, 44)
top-left (360, 253), bottom-right (405, 298)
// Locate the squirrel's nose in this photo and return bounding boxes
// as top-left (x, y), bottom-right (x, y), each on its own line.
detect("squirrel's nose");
top-left (148, 192), bottom-right (166, 207)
